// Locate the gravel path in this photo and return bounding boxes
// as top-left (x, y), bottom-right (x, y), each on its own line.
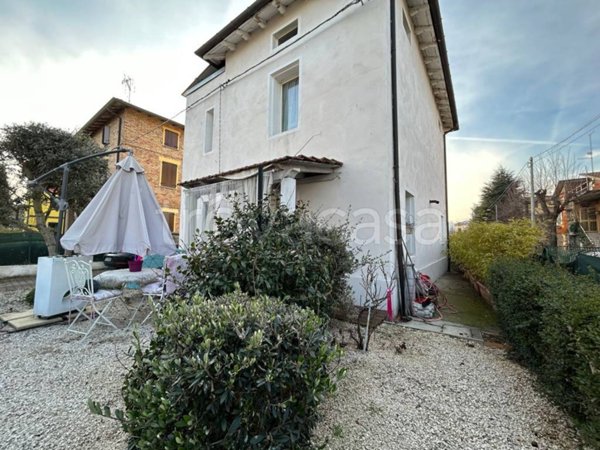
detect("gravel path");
top-left (1, 290), bottom-right (584, 450)
top-left (312, 322), bottom-right (584, 450)
top-left (0, 288), bottom-right (150, 450)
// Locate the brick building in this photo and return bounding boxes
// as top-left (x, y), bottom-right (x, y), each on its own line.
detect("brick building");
top-left (80, 98), bottom-right (184, 238)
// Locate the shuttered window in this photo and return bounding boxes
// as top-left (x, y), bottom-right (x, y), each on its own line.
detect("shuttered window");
top-left (163, 211), bottom-right (175, 232)
top-left (161, 162), bottom-right (178, 188)
top-left (164, 129), bottom-right (179, 148)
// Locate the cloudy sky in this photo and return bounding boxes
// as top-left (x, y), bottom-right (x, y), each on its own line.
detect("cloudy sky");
top-left (1, 0), bottom-right (599, 221)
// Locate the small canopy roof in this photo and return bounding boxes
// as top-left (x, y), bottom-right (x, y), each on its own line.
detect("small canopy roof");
top-left (61, 156), bottom-right (177, 256)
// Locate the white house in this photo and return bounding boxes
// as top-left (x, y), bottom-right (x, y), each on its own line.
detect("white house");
top-left (180, 0), bottom-right (458, 317)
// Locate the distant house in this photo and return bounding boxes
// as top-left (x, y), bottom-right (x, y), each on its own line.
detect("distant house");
top-left (179, 0), bottom-right (458, 316)
top-left (555, 174), bottom-right (600, 247)
top-left (80, 98), bottom-right (185, 236)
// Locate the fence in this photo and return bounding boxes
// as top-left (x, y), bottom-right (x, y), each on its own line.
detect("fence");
top-left (0, 232), bottom-right (49, 266)
top-left (542, 246), bottom-right (600, 280)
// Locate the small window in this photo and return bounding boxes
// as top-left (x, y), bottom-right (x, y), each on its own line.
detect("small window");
top-left (160, 162), bottom-right (178, 188)
top-left (102, 125), bottom-right (110, 145)
top-left (579, 207), bottom-right (598, 232)
top-left (273, 20), bottom-right (298, 48)
top-left (402, 9), bottom-right (412, 43)
top-left (164, 129), bottom-right (179, 148)
top-left (163, 211), bottom-right (176, 232)
top-left (270, 61), bottom-right (300, 136)
top-left (204, 109), bottom-right (214, 154)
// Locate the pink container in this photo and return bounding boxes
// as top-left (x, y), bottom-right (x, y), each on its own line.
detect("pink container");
top-left (128, 260), bottom-right (143, 272)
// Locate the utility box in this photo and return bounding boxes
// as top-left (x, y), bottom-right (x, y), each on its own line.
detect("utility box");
top-left (33, 256), bottom-right (91, 318)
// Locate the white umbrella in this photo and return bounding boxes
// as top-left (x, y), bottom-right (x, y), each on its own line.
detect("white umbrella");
top-left (61, 155), bottom-right (177, 256)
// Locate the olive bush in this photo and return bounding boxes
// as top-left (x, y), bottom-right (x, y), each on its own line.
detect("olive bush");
top-left (90, 292), bottom-right (343, 449)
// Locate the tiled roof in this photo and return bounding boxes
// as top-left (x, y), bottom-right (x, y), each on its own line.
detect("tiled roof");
top-left (181, 155), bottom-right (342, 188)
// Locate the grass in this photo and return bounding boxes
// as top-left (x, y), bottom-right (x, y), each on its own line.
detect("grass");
top-left (435, 271), bottom-right (499, 331)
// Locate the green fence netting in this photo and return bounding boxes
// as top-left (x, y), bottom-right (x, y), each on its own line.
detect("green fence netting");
top-left (0, 232), bottom-right (48, 266)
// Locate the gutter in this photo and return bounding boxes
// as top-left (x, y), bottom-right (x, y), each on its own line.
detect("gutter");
top-left (389, 0), bottom-right (408, 319)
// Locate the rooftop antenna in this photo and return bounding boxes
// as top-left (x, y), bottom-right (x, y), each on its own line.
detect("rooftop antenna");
top-left (122, 74), bottom-right (134, 102)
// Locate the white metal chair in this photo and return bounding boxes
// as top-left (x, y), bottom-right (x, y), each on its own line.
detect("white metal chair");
top-left (128, 254), bottom-right (187, 327)
top-left (64, 259), bottom-right (122, 339)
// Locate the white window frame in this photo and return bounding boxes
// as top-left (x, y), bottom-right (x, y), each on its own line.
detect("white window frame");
top-left (272, 19), bottom-right (299, 49)
top-left (204, 108), bottom-right (215, 154)
top-left (269, 60), bottom-right (300, 137)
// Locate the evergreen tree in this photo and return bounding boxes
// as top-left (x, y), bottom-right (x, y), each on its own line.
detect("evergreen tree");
top-left (472, 167), bottom-right (526, 222)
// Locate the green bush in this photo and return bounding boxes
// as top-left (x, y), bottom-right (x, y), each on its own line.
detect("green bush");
top-left (109, 292), bottom-right (343, 449)
top-left (489, 258), bottom-right (600, 445)
top-left (183, 200), bottom-right (357, 317)
top-left (449, 220), bottom-right (542, 281)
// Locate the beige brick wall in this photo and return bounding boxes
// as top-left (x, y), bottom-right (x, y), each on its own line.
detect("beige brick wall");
top-left (91, 108), bottom-right (184, 234)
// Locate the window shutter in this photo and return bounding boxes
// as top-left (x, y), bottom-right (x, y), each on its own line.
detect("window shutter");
top-left (164, 129), bottom-right (179, 148)
top-left (161, 162), bottom-right (178, 188)
top-left (163, 212), bottom-right (175, 232)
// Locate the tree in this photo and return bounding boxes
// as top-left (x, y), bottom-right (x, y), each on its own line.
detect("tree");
top-left (0, 164), bottom-right (16, 227)
top-left (472, 166), bottom-right (527, 222)
top-left (532, 149), bottom-right (585, 247)
top-left (0, 123), bottom-right (109, 255)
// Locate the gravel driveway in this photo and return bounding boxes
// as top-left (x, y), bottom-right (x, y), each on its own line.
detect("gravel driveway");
top-left (312, 322), bottom-right (584, 450)
top-left (1, 289), bottom-right (584, 450)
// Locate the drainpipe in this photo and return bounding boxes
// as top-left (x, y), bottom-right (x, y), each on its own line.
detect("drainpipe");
top-left (389, 0), bottom-right (408, 319)
top-left (443, 133), bottom-right (451, 271)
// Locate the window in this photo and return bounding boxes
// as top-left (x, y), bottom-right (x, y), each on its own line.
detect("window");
top-left (270, 61), bottom-right (300, 136)
top-left (273, 20), bottom-right (298, 48)
top-left (102, 126), bottom-right (110, 145)
top-left (282, 78), bottom-right (299, 132)
top-left (163, 211), bottom-right (175, 232)
top-left (204, 108), bottom-right (215, 154)
top-left (405, 191), bottom-right (416, 255)
top-left (402, 9), bottom-right (412, 43)
top-left (164, 129), bottom-right (179, 148)
top-left (579, 206), bottom-right (598, 232)
top-left (160, 161), bottom-right (178, 188)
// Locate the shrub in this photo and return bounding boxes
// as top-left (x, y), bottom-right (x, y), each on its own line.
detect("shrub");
top-left (183, 200), bottom-right (357, 317)
top-left (449, 219), bottom-right (543, 281)
top-left (489, 258), bottom-right (600, 445)
top-left (24, 288), bottom-right (35, 306)
top-left (100, 292), bottom-right (343, 450)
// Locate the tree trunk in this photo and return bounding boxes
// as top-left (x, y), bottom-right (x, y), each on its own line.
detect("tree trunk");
top-left (32, 194), bottom-right (57, 256)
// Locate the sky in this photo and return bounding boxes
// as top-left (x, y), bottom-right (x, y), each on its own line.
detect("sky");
top-left (1, 0), bottom-right (599, 221)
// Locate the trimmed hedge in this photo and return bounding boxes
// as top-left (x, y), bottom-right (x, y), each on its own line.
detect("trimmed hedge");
top-left (112, 292), bottom-right (343, 449)
top-left (488, 258), bottom-right (600, 445)
top-left (449, 220), bottom-right (542, 281)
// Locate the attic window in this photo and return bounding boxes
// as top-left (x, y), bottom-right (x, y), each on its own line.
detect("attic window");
top-left (402, 9), bottom-right (412, 43)
top-left (273, 20), bottom-right (298, 48)
top-left (101, 126), bottom-right (110, 145)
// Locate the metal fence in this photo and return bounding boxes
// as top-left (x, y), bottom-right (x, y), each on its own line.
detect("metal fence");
top-left (542, 246), bottom-right (600, 280)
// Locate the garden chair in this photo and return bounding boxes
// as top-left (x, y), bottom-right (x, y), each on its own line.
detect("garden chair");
top-left (64, 259), bottom-right (123, 339)
top-left (129, 254), bottom-right (187, 327)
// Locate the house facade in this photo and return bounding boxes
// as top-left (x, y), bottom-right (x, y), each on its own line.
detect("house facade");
top-left (556, 174), bottom-right (600, 247)
top-left (180, 0), bottom-right (458, 316)
top-left (80, 98), bottom-right (184, 237)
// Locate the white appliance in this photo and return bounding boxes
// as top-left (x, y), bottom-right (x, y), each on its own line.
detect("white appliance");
top-left (33, 256), bottom-right (91, 318)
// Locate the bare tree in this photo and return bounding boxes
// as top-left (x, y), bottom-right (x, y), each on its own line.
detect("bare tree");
top-left (529, 149), bottom-right (586, 247)
top-left (350, 254), bottom-right (396, 351)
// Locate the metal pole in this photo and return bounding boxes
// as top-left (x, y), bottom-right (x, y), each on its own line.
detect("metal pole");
top-left (529, 156), bottom-right (535, 225)
top-left (495, 204), bottom-right (498, 221)
top-left (55, 166), bottom-right (70, 254)
top-left (590, 134), bottom-right (595, 174)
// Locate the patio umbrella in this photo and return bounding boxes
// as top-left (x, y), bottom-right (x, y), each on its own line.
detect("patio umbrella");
top-left (60, 155), bottom-right (177, 256)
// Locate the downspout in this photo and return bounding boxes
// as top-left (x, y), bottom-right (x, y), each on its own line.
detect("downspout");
top-left (443, 133), bottom-right (450, 271)
top-left (389, 0), bottom-right (408, 319)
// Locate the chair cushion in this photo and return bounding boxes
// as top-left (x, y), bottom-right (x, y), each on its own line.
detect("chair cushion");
top-left (142, 281), bottom-right (164, 296)
top-left (92, 289), bottom-right (121, 301)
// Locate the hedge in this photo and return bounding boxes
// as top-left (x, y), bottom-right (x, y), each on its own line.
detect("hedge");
top-left (488, 258), bottom-right (600, 445)
top-left (449, 220), bottom-right (542, 281)
top-left (92, 292), bottom-right (343, 449)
